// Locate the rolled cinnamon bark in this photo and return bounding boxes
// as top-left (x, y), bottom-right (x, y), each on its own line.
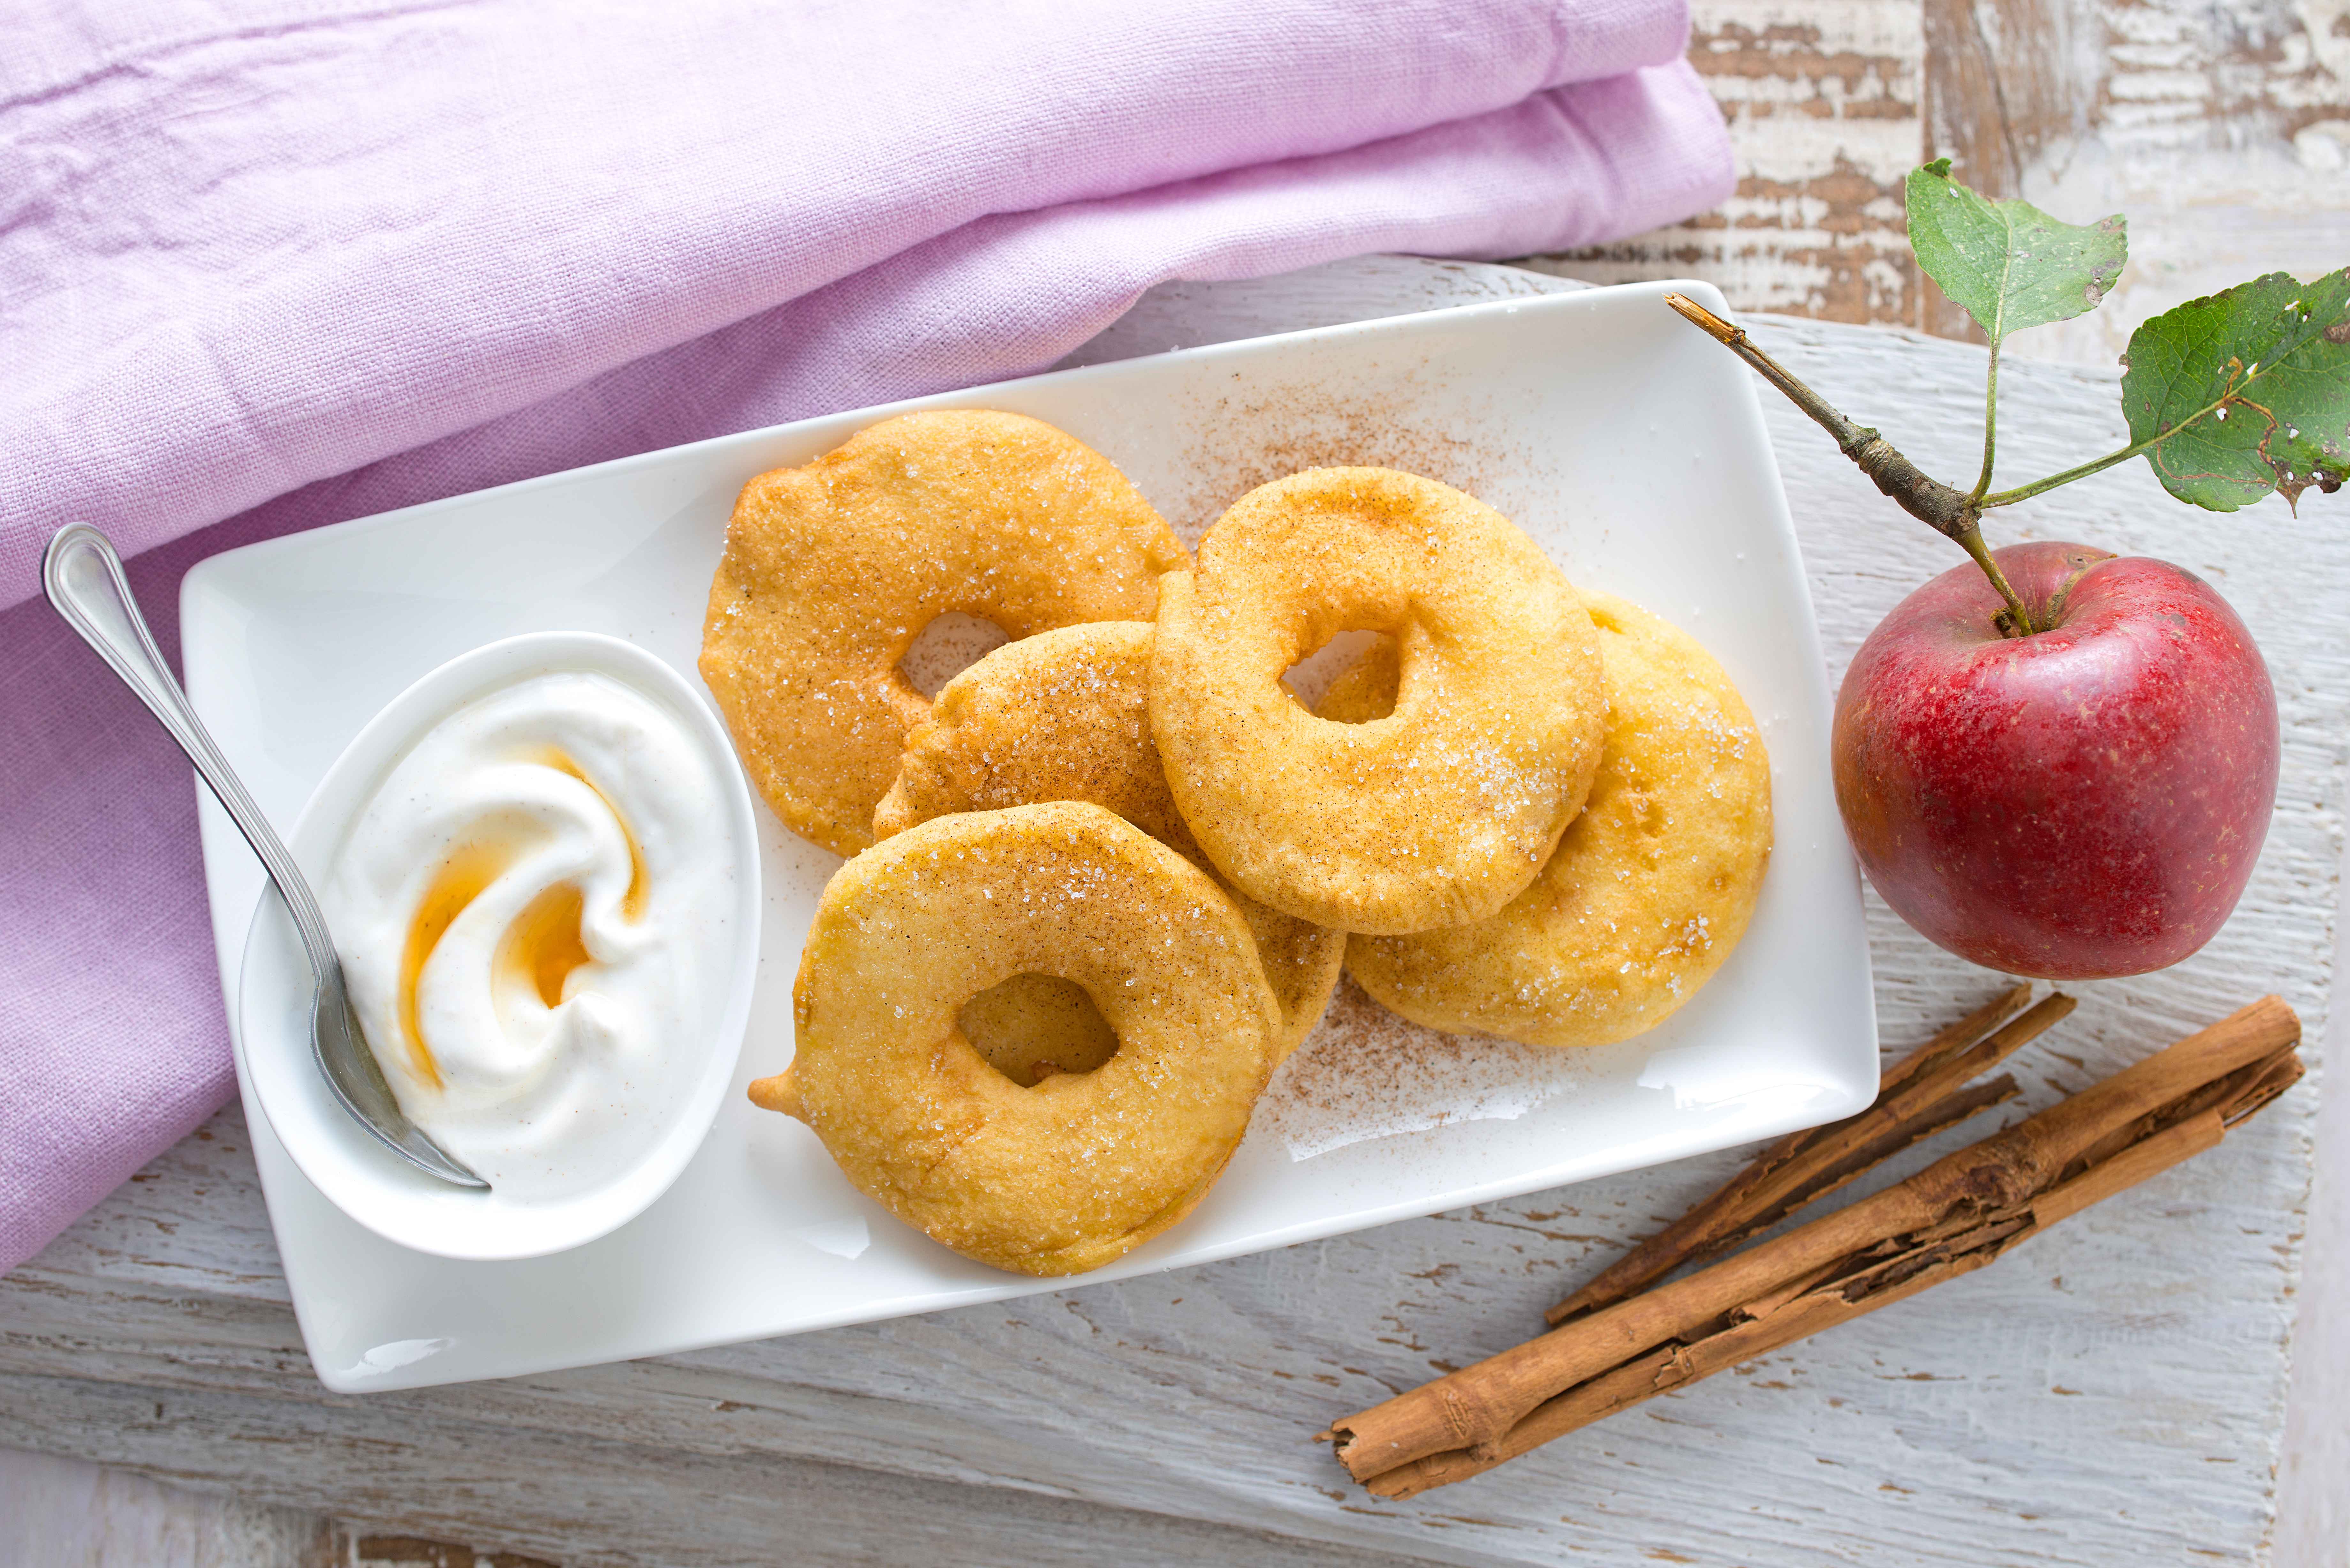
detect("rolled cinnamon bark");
top-left (1364, 1108), bottom-right (2233, 1499)
top-left (1548, 984), bottom-right (2053, 1323)
top-left (1328, 995), bottom-right (2300, 1491)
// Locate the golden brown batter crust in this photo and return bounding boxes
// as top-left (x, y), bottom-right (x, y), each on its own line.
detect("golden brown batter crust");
top-left (1150, 468), bottom-right (1605, 935)
top-left (1332, 592), bottom-right (1772, 1046)
top-left (748, 802), bottom-right (1278, 1276)
top-left (699, 410), bottom-right (1185, 856)
top-left (874, 622), bottom-right (1343, 1061)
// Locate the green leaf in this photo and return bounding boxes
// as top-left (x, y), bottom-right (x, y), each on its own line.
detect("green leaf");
top-left (1907, 159), bottom-right (2127, 345)
top-left (2120, 268), bottom-right (2350, 512)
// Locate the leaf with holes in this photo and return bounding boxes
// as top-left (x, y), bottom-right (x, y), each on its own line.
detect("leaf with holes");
top-left (2120, 268), bottom-right (2350, 512)
top-left (1907, 160), bottom-right (2126, 345)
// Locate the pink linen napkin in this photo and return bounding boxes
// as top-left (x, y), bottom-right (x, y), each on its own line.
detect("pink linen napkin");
top-left (0, 0), bottom-right (1732, 1272)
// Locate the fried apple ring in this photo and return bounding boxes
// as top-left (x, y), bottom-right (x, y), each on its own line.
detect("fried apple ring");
top-left (1329, 592), bottom-right (1772, 1046)
top-left (1149, 468), bottom-right (1605, 935)
top-left (873, 622), bottom-right (1343, 1064)
top-left (699, 410), bottom-right (1185, 856)
top-left (747, 801), bottom-right (1277, 1277)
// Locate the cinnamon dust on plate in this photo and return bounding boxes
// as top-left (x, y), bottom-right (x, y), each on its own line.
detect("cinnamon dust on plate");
top-left (1162, 375), bottom-right (1518, 548)
top-left (1258, 979), bottom-right (1601, 1162)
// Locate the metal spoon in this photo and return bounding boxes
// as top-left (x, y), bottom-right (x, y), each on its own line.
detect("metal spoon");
top-left (44, 524), bottom-right (489, 1190)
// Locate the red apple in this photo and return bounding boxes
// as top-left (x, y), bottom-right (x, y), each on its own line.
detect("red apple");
top-left (1832, 540), bottom-right (2278, 978)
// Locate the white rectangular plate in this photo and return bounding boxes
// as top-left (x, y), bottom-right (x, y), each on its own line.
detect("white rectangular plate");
top-left (184, 280), bottom-right (1875, 1393)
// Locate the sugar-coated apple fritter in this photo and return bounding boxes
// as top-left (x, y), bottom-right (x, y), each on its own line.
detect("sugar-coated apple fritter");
top-left (1149, 467), bottom-right (1605, 936)
top-left (699, 410), bottom-right (1185, 856)
top-left (1329, 592), bottom-right (1772, 1046)
top-left (874, 622), bottom-right (1342, 1064)
top-left (747, 802), bottom-right (1278, 1277)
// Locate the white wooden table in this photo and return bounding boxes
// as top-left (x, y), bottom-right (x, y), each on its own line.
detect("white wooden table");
top-left (2, 258), bottom-right (2342, 1567)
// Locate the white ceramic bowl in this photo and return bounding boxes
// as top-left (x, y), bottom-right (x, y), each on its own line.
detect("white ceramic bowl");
top-left (236, 631), bottom-right (762, 1261)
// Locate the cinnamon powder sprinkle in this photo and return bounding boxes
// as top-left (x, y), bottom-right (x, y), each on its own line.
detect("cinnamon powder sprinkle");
top-left (1260, 977), bottom-right (1597, 1161)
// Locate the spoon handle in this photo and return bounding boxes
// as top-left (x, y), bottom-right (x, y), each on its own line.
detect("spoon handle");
top-left (46, 524), bottom-right (488, 1191)
top-left (42, 525), bottom-right (342, 980)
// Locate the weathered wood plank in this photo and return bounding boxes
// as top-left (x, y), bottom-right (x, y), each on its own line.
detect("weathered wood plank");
top-left (2277, 903), bottom-right (2350, 1568)
top-left (1922, 0), bottom-right (2350, 362)
top-left (0, 1445), bottom-right (340, 1568)
top-left (0, 1374), bottom-right (1430, 1568)
top-left (0, 261), bottom-right (2338, 1568)
top-left (1527, 0), bottom-right (1926, 323)
top-left (1529, 0), bottom-right (2350, 365)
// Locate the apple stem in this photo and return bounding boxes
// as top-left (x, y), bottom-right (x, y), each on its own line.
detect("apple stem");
top-left (1953, 521), bottom-right (2035, 636)
top-left (1664, 295), bottom-right (2038, 637)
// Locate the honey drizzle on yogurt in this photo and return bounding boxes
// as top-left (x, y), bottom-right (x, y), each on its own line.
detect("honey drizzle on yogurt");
top-left (497, 880), bottom-right (594, 1008)
top-left (395, 841), bottom-right (505, 1089)
top-left (394, 748), bottom-right (647, 1088)
top-left (538, 748), bottom-right (649, 921)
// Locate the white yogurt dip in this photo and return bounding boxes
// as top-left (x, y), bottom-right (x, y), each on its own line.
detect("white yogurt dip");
top-left (324, 669), bottom-right (736, 1200)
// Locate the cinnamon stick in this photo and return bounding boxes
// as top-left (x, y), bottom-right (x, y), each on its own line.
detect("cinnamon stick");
top-left (1548, 984), bottom-right (2057, 1323)
top-left (1328, 995), bottom-right (2300, 1494)
top-left (1368, 1107), bottom-right (2241, 1500)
